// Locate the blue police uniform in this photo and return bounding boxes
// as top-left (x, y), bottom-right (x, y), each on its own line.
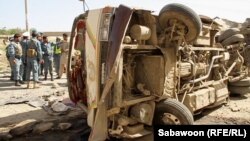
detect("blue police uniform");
top-left (41, 42), bottom-right (54, 81)
top-left (20, 38), bottom-right (29, 81)
top-left (7, 42), bottom-right (23, 86)
top-left (6, 42), bottom-right (14, 81)
top-left (26, 37), bottom-right (42, 88)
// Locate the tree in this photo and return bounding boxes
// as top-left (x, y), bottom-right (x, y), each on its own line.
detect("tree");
top-left (0, 28), bottom-right (25, 35)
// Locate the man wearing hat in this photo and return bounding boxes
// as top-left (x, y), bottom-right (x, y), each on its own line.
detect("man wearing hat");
top-left (20, 31), bottom-right (30, 81)
top-left (57, 33), bottom-right (69, 79)
top-left (26, 30), bottom-right (43, 88)
top-left (7, 33), bottom-right (23, 86)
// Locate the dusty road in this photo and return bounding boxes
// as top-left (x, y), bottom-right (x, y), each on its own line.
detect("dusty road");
top-left (195, 93), bottom-right (250, 125)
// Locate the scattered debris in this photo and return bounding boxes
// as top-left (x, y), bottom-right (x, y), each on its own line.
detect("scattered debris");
top-left (48, 95), bottom-right (62, 103)
top-left (33, 122), bottom-right (54, 134)
top-left (28, 98), bottom-right (48, 108)
top-left (51, 102), bottom-right (69, 113)
top-left (62, 98), bottom-right (76, 107)
top-left (10, 119), bottom-right (37, 136)
top-left (0, 97), bottom-right (29, 106)
top-left (230, 106), bottom-right (240, 112)
top-left (54, 90), bottom-right (65, 96)
top-left (58, 123), bottom-right (72, 130)
top-left (51, 82), bottom-right (60, 88)
top-left (0, 127), bottom-right (12, 140)
top-left (43, 101), bottom-right (70, 116)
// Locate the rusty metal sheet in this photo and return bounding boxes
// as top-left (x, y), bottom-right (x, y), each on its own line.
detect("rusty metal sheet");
top-left (89, 5), bottom-right (133, 141)
top-left (106, 5), bottom-right (133, 76)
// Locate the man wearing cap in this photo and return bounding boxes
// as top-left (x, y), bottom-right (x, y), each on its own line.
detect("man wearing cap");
top-left (7, 33), bottom-right (23, 86)
top-left (26, 31), bottom-right (43, 88)
top-left (57, 33), bottom-right (69, 79)
top-left (41, 35), bottom-right (54, 81)
top-left (20, 31), bottom-right (30, 81)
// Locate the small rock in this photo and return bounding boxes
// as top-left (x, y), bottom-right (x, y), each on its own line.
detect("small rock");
top-left (51, 102), bottom-right (69, 112)
top-left (67, 110), bottom-right (85, 118)
top-left (0, 127), bottom-right (12, 140)
top-left (58, 123), bottom-right (72, 130)
top-left (51, 83), bottom-right (60, 88)
top-left (62, 98), bottom-right (75, 107)
top-left (0, 134), bottom-right (12, 140)
top-left (28, 98), bottom-right (47, 107)
top-left (33, 122), bottom-right (54, 134)
top-left (55, 90), bottom-right (65, 96)
top-left (10, 119), bottom-right (37, 136)
top-left (230, 106), bottom-right (240, 112)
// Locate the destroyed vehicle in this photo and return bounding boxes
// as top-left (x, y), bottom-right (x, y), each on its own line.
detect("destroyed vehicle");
top-left (67, 3), bottom-right (246, 140)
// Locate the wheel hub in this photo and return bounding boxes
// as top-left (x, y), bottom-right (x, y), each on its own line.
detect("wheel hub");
top-left (162, 113), bottom-right (181, 125)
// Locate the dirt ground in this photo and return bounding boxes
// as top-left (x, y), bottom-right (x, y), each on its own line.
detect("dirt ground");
top-left (0, 71), bottom-right (69, 127)
top-left (195, 93), bottom-right (250, 124)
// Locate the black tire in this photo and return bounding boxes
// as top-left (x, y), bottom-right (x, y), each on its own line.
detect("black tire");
top-left (154, 99), bottom-right (194, 125)
top-left (221, 34), bottom-right (244, 46)
top-left (218, 28), bottom-right (240, 42)
top-left (158, 3), bottom-right (202, 42)
top-left (228, 85), bottom-right (250, 95)
top-left (229, 77), bottom-right (250, 87)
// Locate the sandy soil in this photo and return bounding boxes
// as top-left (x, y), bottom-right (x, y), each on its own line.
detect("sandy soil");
top-left (0, 69), bottom-right (69, 127)
top-left (195, 93), bottom-right (250, 125)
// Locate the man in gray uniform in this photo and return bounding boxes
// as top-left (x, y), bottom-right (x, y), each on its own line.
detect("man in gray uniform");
top-left (7, 33), bottom-right (23, 86)
top-left (20, 32), bottom-right (30, 81)
top-left (41, 35), bottom-right (54, 81)
top-left (37, 32), bottom-right (44, 76)
top-left (26, 31), bottom-right (43, 88)
top-left (6, 37), bottom-right (14, 81)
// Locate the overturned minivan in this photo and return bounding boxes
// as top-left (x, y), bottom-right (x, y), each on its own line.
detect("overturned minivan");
top-left (67, 3), bottom-right (246, 140)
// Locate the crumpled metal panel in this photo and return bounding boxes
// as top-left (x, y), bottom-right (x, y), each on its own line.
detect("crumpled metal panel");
top-left (89, 5), bottom-right (133, 141)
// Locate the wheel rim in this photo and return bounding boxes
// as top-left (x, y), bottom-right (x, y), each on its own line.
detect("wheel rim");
top-left (162, 113), bottom-right (181, 125)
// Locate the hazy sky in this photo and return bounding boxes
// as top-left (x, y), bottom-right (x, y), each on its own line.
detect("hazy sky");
top-left (0, 0), bottom-right (249, 32)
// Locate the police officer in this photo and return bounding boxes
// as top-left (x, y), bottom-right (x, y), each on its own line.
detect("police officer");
top-left (26, 31), bottom-right (43, 88)
top-left (41, 35), bottom-right (54, 81)
top-left (37, 32), bottom-right (44, 76)
top-left (6, 37), bottom-right (14, 81)
top-left (52, 37), bottom-right (61, 76)
top-left (7, 33), bottom-right (23, 86)
top-left (20, 31), bottom-right (30, 81)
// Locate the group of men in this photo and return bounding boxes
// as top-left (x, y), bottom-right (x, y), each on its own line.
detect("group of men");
top-left (6, 31), bottom-right (69, 88)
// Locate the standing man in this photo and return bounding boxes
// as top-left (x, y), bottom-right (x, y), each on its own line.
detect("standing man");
top-left (6, 37), bottom-right (14, 81)
top-left (37, 32), bottom-right (44, 76)
top-left (7, 33), bottom-right (23, 86)
top-left (57, 33), bottom-right (69, 79)
top-left (41, 35), bottom-right (54, 81)
top-left (20, 31), bottom-right (30, 81)
top-left (52, 37), bottom-right (61, 76)
top-left (26, 31), bottom-right (43, 88)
